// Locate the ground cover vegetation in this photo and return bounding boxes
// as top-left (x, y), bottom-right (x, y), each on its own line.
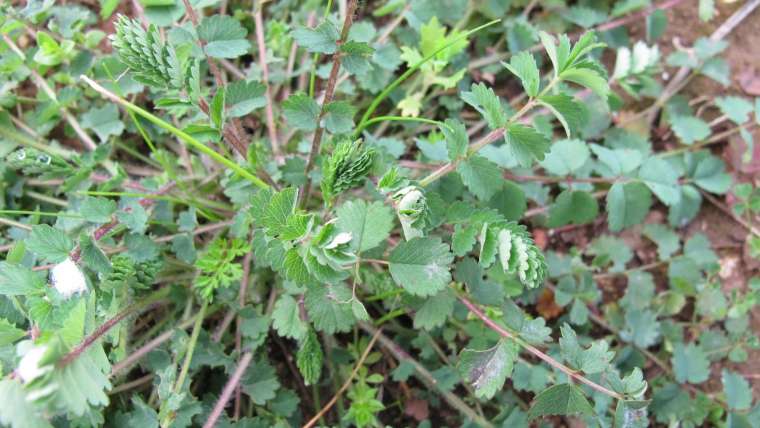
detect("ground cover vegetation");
top-left (0, 0), bottom-right (759, 426)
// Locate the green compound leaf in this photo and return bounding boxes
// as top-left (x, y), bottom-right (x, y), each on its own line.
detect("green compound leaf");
top-left (721, 370), bottom-right (752, 410)
top-left (458, 339), bottom-right (519, 399)
top-left (537, 93), bottom-right (588, 138)
top-left (715, 96), bottom-right (753, 124)
top-left (413, 288), bottom-right (456, 331)
top-left (272, 294), bottom-right (308, 341)
top-left (672, 343), bottom-right (710, 384)
top-left (638, 157), bottom-right (681, 206)
top-left (548, 190), bottom-right (599, 227)
top-left (670, 115), bottom-right (711, 145)
top-left (541, 139), bottom-right (590, 175)
top-left (389, 237), bottom-right (454, 297)
top-left (528, 383), bottom-right (595, 420)
top-left (304, 283), bottom-right (355, 334)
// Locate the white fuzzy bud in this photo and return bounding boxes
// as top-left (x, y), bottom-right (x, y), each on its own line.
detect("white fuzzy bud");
top-left (16, 344), bottom-right (51, 383)
top-left (50, 258), bottom-right (88, 298)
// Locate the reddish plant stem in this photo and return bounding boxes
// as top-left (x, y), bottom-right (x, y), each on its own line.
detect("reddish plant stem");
top-left (59, 288), bottom-right (170, 367)
top-left (254, 5), bottom-right (282, 157)
top-left (233, 251), bottom-right (253, 419)
top-left (458, 294), bottom-right (624, 400)
top-left (300, 0), bottom-right (360, 207)
top-left (203, 352), bottom-right (253, 428)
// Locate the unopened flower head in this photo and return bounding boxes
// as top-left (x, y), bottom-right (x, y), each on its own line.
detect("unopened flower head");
top-left (50, 258), bottom-right (88, 298)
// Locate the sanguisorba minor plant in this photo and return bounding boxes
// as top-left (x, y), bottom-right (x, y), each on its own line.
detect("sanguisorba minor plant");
top-left (1, 0), bottom-right (759, 426)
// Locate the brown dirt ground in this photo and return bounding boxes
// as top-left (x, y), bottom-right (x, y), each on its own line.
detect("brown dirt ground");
top-left (654, 0), bottom-right (760, 395)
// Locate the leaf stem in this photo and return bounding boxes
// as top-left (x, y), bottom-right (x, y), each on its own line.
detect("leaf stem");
top-left (352, 116), bottom-right (448, 138)
top-left (457, 293), bottom-right (624, 400)
top-left (79, 75), bottom-right (269, 189)
top-left (203, 351), bottom-right (253, 428)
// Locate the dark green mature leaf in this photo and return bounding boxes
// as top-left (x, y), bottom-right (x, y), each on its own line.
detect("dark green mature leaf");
top-left (638, 157), bottom-right (681, 206)
top-left (615, 400), bottom-right (650, 428)
top-left (414, 288), bottom-right (455, 330)
top-left (607, 182), bottom-right (652, 231)
top-left (26, 225), bottom-right (74, 263)
top-left (548, 190), bottom-right (599, 227)
top-left (503, 51), bottom-right (540, 97)
top-left (670, 115), bottom-right (710, 145)
top-left (225, 80), bottom-right (266, 117)
top-left (259, 188), bottom-right (298, 236)
top-left (538, 94), bottom-right (587, 137)
top-left (272, 294), bottom-right (308, 341)
top-left (323, 101), bottom-right (356, 134)
top-left (540, 139), bottom-right (589, 175)
top-left (458, 339), bottom-right (519, 399)
top-left (292, 22), bottom-right (340, 54)
top-left (304, 283), bottom-right (354, 334)
top-left (457, 155), bottom-right (503, 200)
top-left (198, 15), bottom-right (250, 58)
top-left (672, 343), bottom-right (710, 384)
top-left (79, 197), bottom-right (116, 223)
top-left (722, 370), bottom-right (752, 410)
top-left (296, 329), bottom-right (323, 386)
top-left (461, 83), bottom-right (505, 129)
top-left (505, 123), bottom-right (551, 167)
top-left (282, 94), bottom-right (320, 131)
top-left (528, 384), bottom-right (595, 420)
top-left (441, 119), bottom-right (468, 160)
top-left (341, 41), bottom-right (374, 75)
top-left (336, 200), bottom-right (394, 253)
top-left (389, 237), bottom-right (454, 297)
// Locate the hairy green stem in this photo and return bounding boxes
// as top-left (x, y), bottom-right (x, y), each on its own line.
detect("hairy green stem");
top-left (79, 75), bottom-right (269, 190)
top-left (352, 116), bottom-right (449, 138)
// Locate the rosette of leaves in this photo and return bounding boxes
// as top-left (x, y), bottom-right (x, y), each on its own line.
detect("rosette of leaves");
top-left (321, 138), bottom-right (375, 205)
top-left (479, 221), bottom-right (547, 289)
top-left (100, 255), bottom-right (162, 292)
top-left (110, 15), bottom-right (183, 89)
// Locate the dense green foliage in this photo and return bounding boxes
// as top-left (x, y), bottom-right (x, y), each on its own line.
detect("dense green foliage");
top-left (0, 0), bottom-right (758, 427)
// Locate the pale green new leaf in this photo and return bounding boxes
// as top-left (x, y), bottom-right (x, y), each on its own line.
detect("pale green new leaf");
top-left (336, 200), bottom-right (394, 253)
top-left (458, 339), bottom-right (519, 399)
top-left (502, 51), bottom-right (540, 97)
top-left (389, 237), bottom-right (454, 297)
top-left (560, 67), bottom-right (609, 99)
top-left (528, 384), bottom-right (595, 420)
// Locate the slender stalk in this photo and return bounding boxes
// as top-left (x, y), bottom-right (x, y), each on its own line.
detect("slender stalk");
top-left (80, 75), bottom-right (269, 189)
top-left (0, 210), bottom-right (82, 218)
top-left (303, 328), bottom-right (382, 428)
top-left (203, 352), bottom-right (253, 428)
top-left (352, 116), bottom-right (449, 138)
top-left (158, 300), bottom-right (208, 428)
top-left (458, 294), bottom-right (624, 400)
top-left (253, 3), bottom-right (281, 157)
top-left (358, 322), bottom-right (493, 428)
top-left (59, 287), bottom-right (170, 367)
top-left (300, 0), bottom-right (360, 206)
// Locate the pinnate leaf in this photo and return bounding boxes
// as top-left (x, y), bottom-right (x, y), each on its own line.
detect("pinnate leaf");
top-left (528, 383), bottom-right (595, 420)
top-left (389, 237), bottom-right (454, 297)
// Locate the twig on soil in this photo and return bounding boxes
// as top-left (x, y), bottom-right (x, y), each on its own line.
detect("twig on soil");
top-left (253, 2), bottom-right (282, 157)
